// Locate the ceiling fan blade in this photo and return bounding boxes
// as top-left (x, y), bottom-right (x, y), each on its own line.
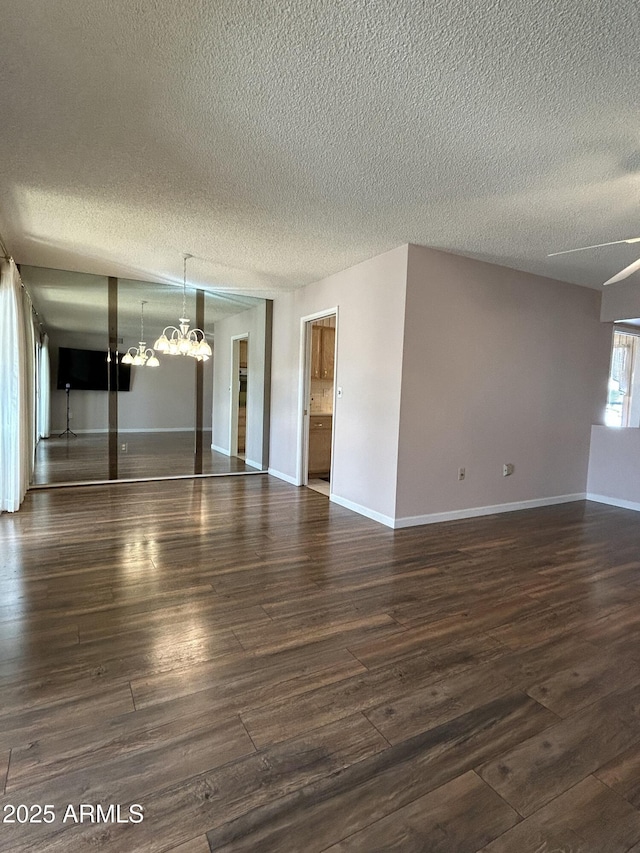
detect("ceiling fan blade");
top-left (548, 237), bottom-right (640, 257)
top-left (603, 256), bottom-right (640, 286)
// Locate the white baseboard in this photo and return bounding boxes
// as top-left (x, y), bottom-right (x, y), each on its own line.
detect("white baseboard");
top-left (120, 428), bottom-right (199, 433)
top-left (55, 428), bottom-right (109, 434)
top-left (393, 493), bottom-right (587, 529)
top-left (212, 444), bottom-right (231, 456)
top-left (329, 494), bottom-right (396, 528)
top-left (264, 481), bottom-right (588, 529)
top-left (245, 458), bottom-right (263, 471)
top-left (586, 493), bottom-right (640, 512)
top-left (268, 468), bottom-right (299, 486)
top-left (52, 428), bottom-right (204, 435)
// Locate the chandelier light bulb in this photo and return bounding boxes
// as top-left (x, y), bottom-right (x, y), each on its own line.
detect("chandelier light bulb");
top-left (153, 254), bottom-right (211, 360)
top-left (122, 301), bottom-right (160, 368)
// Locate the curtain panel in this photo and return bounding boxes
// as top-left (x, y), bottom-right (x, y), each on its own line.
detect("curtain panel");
top-left (0, 259), bottom-right (34, 512)
top-left (38, 333), bottom-right (51, 439)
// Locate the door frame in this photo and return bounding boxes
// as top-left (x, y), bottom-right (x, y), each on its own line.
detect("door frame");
top-left (229, 332), bottom-right (249, 458)
top-left (297, 307), bottom-right (338, 487)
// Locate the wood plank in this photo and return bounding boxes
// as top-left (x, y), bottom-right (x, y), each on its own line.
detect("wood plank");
top-left (321, 770), bottom-right (518, 852)
top-left (485, 600), bottom-right (588, 650)
top-left (77, 601), bottom-right (270, 643)
top-left (131, 645), bottom-right (365, 711)
top-left (525, 651), bottom-right (640, 717)
top-left (7, 705), bottom-right (254, 793)
top-left (490, 634), bottom-right (607, 691)
top-left (2, 713), bottom-right (386, 853)
top-left (595, 739), bottom-right (640, 808)
top-left (166, 837), bottom-right (211, 853)
top-left (478, 700), bottom-right (638, 816)
top-left (0, 622), bottom-right (79, 664)
top-left (0, 715), bottom-right (256, 851)
top-left (477, 775), bottom-right (640, 853)
top-left (0, 625), bottom-right (245, 689)
top-left (0, 684), bottom-right (135, 751)
top-left (206, 693), bottom-right (555, 853)
top-left (1, 750), bottom-right (9, 794)
top-left (242, 641), bottom-right (503, 748)
top-left (233, 611), bottom-right (404, 657)
top-left (6, 713), bottom-right (255, 798)
top-left (365, 664), bottom-right (514, 744)
top-left (389, 591), bottom-right (542, 633)
top-left (348, 614), bottom-right (503, 670)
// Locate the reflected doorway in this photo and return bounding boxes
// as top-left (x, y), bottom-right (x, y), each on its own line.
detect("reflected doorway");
top-left (230, 335), bottom-right (248, 459)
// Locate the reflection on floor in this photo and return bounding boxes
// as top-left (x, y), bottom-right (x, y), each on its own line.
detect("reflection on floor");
top-left (307, 478), bottom-right (330, 496)
top-left (33, 431), bottom-right (260, 485)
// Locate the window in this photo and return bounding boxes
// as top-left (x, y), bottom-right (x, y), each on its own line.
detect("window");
top-left (606, 329), bottom-right (640, 427)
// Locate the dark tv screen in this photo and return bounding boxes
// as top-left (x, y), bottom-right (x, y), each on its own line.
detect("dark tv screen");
top-left (56, 347), bottom-right (131, 392)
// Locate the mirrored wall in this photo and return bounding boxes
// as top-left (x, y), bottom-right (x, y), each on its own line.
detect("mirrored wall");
top-left (22, 266), bottom-right (270, 486)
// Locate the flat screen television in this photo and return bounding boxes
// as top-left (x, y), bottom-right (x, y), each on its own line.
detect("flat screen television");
top-left (56, 347), bottom-right (131, 392)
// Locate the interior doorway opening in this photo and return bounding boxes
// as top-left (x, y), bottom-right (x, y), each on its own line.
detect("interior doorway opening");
top-left (230, 335), bottom-right (248, 459)
top-left (303, 313), bottom-right (336, 496)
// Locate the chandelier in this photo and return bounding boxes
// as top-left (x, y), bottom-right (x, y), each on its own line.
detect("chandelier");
top-left (153, 253), bottom-right (212, 361)
top-left (121, 301), bottom-right (160, 367)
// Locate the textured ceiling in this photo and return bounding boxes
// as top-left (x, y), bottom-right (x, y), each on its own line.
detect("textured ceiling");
top-left (2, 0), bottom-right (640, 296)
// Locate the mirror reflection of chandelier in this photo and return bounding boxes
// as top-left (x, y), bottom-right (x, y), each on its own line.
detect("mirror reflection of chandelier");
top-left (153, 253), bottom-right (212, 361)
top-left (121, 300), bottom-right (160, 367)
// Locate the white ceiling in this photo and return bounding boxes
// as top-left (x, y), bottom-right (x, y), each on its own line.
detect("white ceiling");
top-left (2, 0), bottom-right (640, 296)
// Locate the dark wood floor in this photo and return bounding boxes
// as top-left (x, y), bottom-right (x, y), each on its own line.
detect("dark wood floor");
top-left (32, 432), bottom-right (258, 485)
top-left (2, 480), bottom-right (640, 851)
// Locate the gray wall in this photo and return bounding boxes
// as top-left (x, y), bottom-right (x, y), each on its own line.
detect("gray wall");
top-left (601, 280), bottom-right (640, 322)
top-left (269, 245), bottom-right (408, 523)
top-left (587, 425), bottom-right (640, 508)
top-left (395, 245), bottom-right (612, 523)
top-left (269, 242), bottom-right (612, 528)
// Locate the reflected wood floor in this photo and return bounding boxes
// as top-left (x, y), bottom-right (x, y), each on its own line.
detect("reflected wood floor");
top-left (3, 481), bottom-right (640, 850)
top-left (33, 431), bottom-right (257, 485)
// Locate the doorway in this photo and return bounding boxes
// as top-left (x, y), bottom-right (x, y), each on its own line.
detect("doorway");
top-left (302, 313), bottom-right (337, 496)
top-left (230, 334), bottom-right (248, 459)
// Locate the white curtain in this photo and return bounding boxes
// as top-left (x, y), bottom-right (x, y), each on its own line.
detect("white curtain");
top-left (0, 259), bottom-right (35, 512)
top-left (38, 333), bottom-right (51, 438)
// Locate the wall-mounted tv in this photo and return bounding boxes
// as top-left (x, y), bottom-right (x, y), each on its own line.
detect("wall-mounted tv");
top-left (56, 347), bottom-right (132, 392)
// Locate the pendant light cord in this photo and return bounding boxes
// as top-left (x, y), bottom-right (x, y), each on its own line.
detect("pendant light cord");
top-left (140, 300), bottom-right (146, 341)
top-left (182, 253), bottom-right (193, 318)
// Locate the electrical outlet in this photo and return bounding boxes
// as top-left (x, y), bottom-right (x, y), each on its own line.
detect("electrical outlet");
top-left (503, 463), bottom-right (514, 476)
top-left (337, 386), bottom-right (343, 398)
top-left (458, 467), bottom-right (465, 481)
top-left (121, 443), bottom-right (128, 452)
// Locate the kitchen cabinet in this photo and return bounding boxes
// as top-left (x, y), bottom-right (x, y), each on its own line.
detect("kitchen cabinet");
top-left (308, 414), bottom-right (332, 476)
top-left (237, 407), bottom-right (246, 454)
top-left (311, 326), bottom-right (335, 380)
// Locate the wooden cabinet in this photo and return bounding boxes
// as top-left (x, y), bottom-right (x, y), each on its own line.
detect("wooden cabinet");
top-left (239, 339), bottom-right (248, 368)
top-left (321, 326), bottom-right (335, 380)
top-left (308, 415), bottom-right (332, 476)
top-left (311, 326), bottom-right (335, 380)
top-left (237, 407), bottom-right (246, 454)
